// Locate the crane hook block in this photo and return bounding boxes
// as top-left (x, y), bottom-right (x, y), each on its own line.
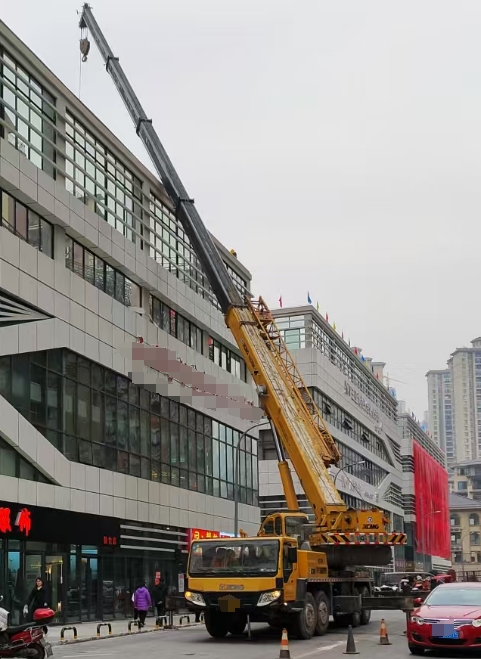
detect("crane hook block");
top-left (80, 38), bottom-right (91, 62)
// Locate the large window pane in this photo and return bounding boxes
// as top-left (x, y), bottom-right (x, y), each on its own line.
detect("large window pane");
top-left (117, 401), bottom-right (128, 450)
top-left (170, 423), bottom-right (179, 467)
top-left (92, 442), bottom-right (106, 469)
top-left (151, 415), bottom-right (161, 461)
top-left (62, 378), bottom-right (76, 435)
top-left (30, 364), bottom-right (46, 426)
top-left (0, 357), bottom-right (11, 400)
top-left (91, 391), bottom-right (103, 442)
top-left (188, 429), bottom-right (196, 474)
top-left (1, 192), bottom-right (15, 230)
top-left (140, 411), bottom-right (150, 456)
top-left (0, 446), bottom-right (16, 477)
top-left (15, 201), bottom-right (27, 239)
top-left (129, 407), bottom-right (140, 454)
top-left (11, 354), bottom-right (29, 417)
top-left (79, 439), bottom-right (92, 465)
top-left (196, 433), bottom-right (205, 475)
top-left (179, 426), bottom-right (188, 470)
top-left (160, 417), bottom-right (170, 464)
top-left (105, 396), bottom-right (116, 445)
top-left (77, 384), bottom-right (90, 440)
top-left (46, 372), bottom-right (60, 429)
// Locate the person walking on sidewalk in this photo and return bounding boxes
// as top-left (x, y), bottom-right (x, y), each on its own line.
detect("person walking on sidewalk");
top-left (151, 576), bottom-right (167, 618)
top-left (25, 578), bottom-right (49, 622)
top-left (133, 582), bottom-right (152, 627)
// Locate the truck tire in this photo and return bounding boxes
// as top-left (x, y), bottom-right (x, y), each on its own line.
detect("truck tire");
top-left (228, 614), bottom-right (247, 636)
top-left (204, 610), bottom-right (229, 638)
top-left (294, 592), bottom-right (317, 639)
top-left (359, 587), bottom-right (371, 625)
top-left (314, 591), bottom-right (330, 636)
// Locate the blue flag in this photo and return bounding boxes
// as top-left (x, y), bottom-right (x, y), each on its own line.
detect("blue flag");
top-left (307, 292), bottom-right (312, 305)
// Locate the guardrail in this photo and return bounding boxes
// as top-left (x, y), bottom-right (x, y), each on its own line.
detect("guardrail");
top-left (128, 620), bottom-right (141, 633)
top-left (155, 616), bottom-right (168, 628)
top-left (179, 615), bottom-right (190, 625)
top-left (60, 626), bottom-right (78, 642)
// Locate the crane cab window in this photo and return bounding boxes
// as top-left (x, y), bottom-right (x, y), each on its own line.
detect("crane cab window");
top-left (275, 517), bottom-right (283, 536)
top-left (262, 518), bottom-right (275, 535)
top-left (285, 516), bottom-right (308, 543)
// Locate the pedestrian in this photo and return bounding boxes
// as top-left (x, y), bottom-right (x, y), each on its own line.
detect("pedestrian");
top-left (133, 582), bottom-right (152, 627)
top-left (151, 576), bottom-right (167, 618)
top-left (25, 578), bottom-right (49, 622)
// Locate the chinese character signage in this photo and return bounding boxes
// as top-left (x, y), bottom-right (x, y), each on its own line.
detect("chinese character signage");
top-left (103, 536), bottom-right (118, 546)
top-left (0, 506), bottom-right (32, 536)
top-left (188, 528), bottom-right (231, 547)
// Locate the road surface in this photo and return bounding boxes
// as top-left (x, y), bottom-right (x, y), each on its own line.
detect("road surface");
top-left (51, 611), bottom-right (413, 659)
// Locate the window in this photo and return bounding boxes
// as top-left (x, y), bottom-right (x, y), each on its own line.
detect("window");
top-left (65, 236), bottom-right (140, 308)
top-left (65, 111), bottom-right (142, 244)
top-left (0, 190), bottom-right (54, 256)
top-left (2, 349), bottom-right (258, 503)
top-left (208, 337), bottom-right (247, 382)
top-left (0, 49), bottom-right (56, 176)
top-left (149, 295), bottom-right (205, 355)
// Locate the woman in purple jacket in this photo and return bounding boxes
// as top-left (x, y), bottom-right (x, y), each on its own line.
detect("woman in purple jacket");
top-left (133, 582), bottom-right (152, 627)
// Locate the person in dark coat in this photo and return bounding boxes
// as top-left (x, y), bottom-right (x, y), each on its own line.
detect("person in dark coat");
top-left (151, 576), bottom-right (167, 618)
top-left (133, 582), bottom-right (152, 627)
top-left (26, 578), bottom-right (49, 622)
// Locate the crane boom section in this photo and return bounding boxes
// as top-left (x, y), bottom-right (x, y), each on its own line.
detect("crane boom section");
top-left (79, 4), bottom-right (242, 314)
top-left (227, 301), bottom-right (345, 518)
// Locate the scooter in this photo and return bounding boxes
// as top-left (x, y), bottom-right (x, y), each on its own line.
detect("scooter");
top-left (0, 598), bottom-right (54, 659)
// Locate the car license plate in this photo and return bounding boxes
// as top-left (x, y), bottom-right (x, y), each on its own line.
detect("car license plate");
top-left (432, 623), bottom-right (458, 639)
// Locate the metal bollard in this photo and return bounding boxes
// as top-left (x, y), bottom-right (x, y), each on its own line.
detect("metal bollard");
top-left (179, 615), bottom-right (190, 625)
top-left (128, 620), bottom-right (141, 633)
top-left (155, 616), bottom-right (168, 628)
top-left (60, 626), bottom-right (78, 642)
top-left (97, 623), bottom-right (112, 637)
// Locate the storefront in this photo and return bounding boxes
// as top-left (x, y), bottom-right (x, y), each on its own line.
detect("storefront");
top-left (0, 502), bottom-right (188, 624)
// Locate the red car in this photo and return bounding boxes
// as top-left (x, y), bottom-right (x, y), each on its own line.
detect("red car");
top-left (407, 582), bottom-right (481, 654)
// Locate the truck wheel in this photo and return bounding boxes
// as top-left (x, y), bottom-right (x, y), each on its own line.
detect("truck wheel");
top-left (314, 591), bottom-right (330, 636)
top-left (294, 592), bottom-right (317, 639)
top-left (359, 587), bottom-right (371, 625)
top-left (228, 614), bottom-right (247, 636)
top-left (204, 610), bottom-right (229, 638)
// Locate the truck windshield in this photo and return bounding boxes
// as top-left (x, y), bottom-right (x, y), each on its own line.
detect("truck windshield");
top-left (189, 539), bottom-right (279, 577)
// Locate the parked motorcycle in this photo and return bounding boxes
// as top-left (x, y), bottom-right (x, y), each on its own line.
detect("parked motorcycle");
top-left (0, 597), bottom-right (54, 659)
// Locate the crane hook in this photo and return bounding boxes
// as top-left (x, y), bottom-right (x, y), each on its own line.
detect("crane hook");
top-left (80, 37), bottom-right (91, 63)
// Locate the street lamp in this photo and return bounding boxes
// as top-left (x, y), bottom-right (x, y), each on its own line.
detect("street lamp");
top-left (333, 460), bottom-right (365, 486)
top-left (234, 419), bottom-right (270, 537)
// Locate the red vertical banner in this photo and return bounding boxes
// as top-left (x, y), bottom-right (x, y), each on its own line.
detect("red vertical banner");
top-left (413, 442), bottom-right (450, 559)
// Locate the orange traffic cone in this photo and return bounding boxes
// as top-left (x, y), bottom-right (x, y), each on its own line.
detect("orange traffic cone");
top-left (279, 628), bottom-right (290, 659)
top-left (379, 618), bottom-right (391, 645)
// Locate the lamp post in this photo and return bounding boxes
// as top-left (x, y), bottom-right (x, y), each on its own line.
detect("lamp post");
top-left (234, 419), bottom-right (270, 537)
top-left (333, 460), bottom-right (365, 487)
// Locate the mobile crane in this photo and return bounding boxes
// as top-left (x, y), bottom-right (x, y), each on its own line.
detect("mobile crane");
top-left (78, 5), bottom-right (409, 639)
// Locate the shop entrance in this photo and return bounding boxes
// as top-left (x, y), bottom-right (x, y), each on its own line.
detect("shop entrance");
top-left (79, 555), bottom-right (100, 621)
top-left (45, 555), bottom-right (64, 622)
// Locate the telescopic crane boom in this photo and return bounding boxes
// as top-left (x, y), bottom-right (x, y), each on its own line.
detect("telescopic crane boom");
top-left (79, 5), bottom-right (406, 565)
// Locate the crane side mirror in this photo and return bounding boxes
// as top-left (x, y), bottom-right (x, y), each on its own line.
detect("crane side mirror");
top-left (287, 547), bottom-right (298, 564)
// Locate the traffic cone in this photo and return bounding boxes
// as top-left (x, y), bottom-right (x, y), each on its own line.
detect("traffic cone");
top-left (343, 625), bottom-right (359, 655)
top-left (279, 628), bottom-right (290, 659)
top-left (379, 618), bottom-right (391, 645)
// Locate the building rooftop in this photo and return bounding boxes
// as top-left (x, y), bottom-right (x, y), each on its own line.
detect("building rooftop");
top-left (449, 492), bottom-right (481, 510)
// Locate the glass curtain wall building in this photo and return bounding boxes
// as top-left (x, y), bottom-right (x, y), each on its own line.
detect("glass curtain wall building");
top-left (0, 20), bottom-right (259, 623)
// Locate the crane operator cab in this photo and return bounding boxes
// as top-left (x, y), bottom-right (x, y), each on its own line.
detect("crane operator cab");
top-left (258, 512), bottom-right (310, 547)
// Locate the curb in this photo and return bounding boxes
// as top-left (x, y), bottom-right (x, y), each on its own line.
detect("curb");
top-left (50, 623), bottom-right (201, 647)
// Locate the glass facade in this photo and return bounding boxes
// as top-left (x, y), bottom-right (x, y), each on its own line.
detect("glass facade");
top-left (0, 49), bottom-right (56, 177)
top-left (208, 337), bottom-right (247, 382)
top-left (149, 294), bottom-right (204, 355)
top-left (1, 189), bottom-right (53, 257)
top-left (0, 436), bottom-right (52, 484)
top-left (65, 236), bottom-right (141, 308)
top-left (0, 349), bottom-right (258, 504)
top-left (309, 387), bottom-right (392, 463)
top-left (275, 313), bottom-right (396, 421)
top-left (65, 111), bottom-right (142, 243)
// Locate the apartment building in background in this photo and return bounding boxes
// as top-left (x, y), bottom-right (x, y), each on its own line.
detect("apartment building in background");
top-left (426, 369), bottom-right (454, 468)
top-left (450, 492), bottom-right (481, 576)
top-left (0, 20), bottom-right (260, 624)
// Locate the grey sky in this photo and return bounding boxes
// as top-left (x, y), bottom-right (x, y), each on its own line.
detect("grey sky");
top-left (3, 1), bottom-right (481, 417)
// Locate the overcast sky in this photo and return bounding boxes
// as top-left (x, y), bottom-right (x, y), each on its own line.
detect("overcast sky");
top-left (3, 1), bottom-right (481, 417)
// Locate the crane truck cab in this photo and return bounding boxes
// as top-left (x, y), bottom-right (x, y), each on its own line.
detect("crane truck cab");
top-left (185, 512), bottom-right (373, 639)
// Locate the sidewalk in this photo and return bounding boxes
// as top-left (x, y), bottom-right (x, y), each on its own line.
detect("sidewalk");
top-left (48, 614), bottom-right (202, 646)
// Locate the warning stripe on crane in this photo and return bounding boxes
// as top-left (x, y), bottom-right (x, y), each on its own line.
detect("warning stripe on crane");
top-left (319, 532), bottom-right (407, 545)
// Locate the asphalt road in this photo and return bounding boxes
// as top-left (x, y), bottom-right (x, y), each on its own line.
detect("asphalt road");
top-left (51, 611), bottom-right (413, 659)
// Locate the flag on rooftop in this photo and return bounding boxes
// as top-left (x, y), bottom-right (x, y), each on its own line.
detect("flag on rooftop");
top-left (325, 312), bottom-right (329, 322)
top-left (316, 301), bottom-right (319, 311)
top-left (278, 295), bottom-right (283, 308)
top-left (307, 292), bottom-right (312, 305)
top-left (333, 322), bottom-right (337, 331)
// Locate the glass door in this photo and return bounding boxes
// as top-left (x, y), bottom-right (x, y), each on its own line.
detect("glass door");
top-left (45, 555), bottom-right (64, 622)
top-left (6, 550), bottom-right (20, 625)
top-left (80, 557), bottom-right (99, 621)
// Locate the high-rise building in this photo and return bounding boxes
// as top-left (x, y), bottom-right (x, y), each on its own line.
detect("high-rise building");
top-left (448, 339), bottom-right (481, 464)
top-left (0, 20), bottom-right (260, 623)
top-left (426, 369), bottom-right (454, 468)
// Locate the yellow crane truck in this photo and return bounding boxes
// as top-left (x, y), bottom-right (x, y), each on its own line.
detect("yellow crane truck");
top-left (79, 4), bottom-right (410, 640)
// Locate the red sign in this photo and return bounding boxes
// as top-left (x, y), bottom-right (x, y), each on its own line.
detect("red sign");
top-left (103, 536), bottom-right (118, 546)
top-left (188, 528), bottom-right (231, 547)
top-left (0, 507), bottom-right (32, 537)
